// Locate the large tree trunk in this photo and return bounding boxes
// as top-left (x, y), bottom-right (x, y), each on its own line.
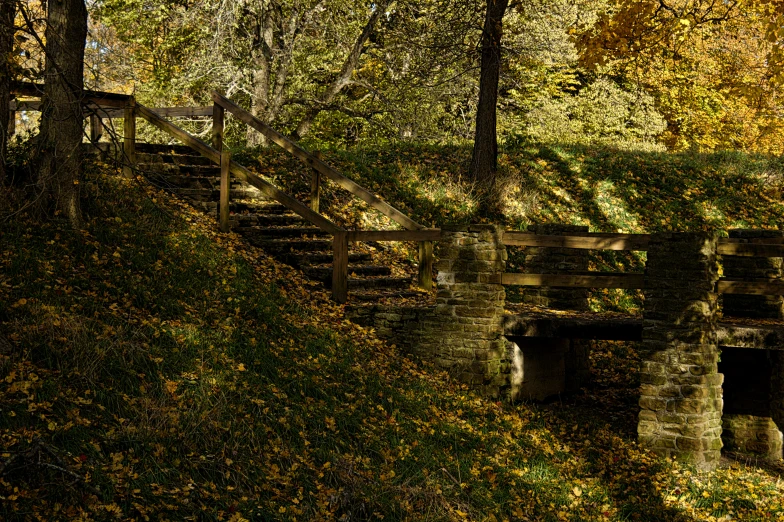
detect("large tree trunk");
top-left (0, 0), bottom-right (15, 184)
top-left (468, 0), bottom-right (508, 189)
top-left (293, 0), bottom-right (390, 140)
top-left (248, 8), bottom-right (273, 147)
top-left (35, 0), bottom-right (88, 226)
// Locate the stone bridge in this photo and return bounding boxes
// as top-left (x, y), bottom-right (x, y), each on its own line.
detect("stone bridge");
top-left (347, 225), bottom-right (784, 469)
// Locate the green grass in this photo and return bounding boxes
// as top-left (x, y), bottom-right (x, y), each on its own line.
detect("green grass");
top-left (237, 141), bottom-right (784, 313)
top-left (1, 151), bottom-right (784, 520)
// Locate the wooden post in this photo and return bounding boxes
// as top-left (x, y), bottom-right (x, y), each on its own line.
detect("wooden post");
top-left (418, 240), bottom-right (433, 290)
top-left (332, 231), bottom-right (349, 303)
top-left (90, 113), bottom-right (103, 143)
top-left (219, 150), bottom-right (231, 233)
top-left (212, 102), bottom-right (224, 151)
top-left (310, 150), bottom-right (322, 212)
top-left (7, 110), bottom-right (14, 138)
top-left (123, 97), bottom-right (136, 178)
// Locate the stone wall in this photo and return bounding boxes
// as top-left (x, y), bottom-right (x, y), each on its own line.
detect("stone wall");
top-left (722, 229), bottom-right (784, 319)
top-left (637, 232), bottom-right (724, 468)
top-left (519, 224), bottom-right (590, 311)
top-left (347, 225), bottom-right (510, 397)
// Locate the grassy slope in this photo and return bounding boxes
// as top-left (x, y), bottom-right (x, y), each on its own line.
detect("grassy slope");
top-left (243, 142), bottom-right (784, 313)
top-left (0, 149), bottom-right (783, 521)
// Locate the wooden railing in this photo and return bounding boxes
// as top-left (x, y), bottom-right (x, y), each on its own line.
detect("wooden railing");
top-left (501, 231), bottom-right (784, 297)
top-left (500, 231), bottom-right (647, 289)
top-left (10, 83), bottom-right (435, 303)
top-left (14, 82), bottom-right (784, 304)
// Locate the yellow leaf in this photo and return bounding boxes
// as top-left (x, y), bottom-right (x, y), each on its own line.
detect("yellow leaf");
top-left (573, 486), bottom-right (582, 497)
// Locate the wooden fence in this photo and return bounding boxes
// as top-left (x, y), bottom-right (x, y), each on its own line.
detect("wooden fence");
top-left (11, 81), bottom-right (784, 303)
top-left (9, 83), bottom-right (435, 303)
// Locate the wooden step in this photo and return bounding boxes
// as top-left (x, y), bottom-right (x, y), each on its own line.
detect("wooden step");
top-left (165, 188), bottom-right (262, 201)
top-left (304, 265), bottom-right (392, 281)
top-left (350, 291), bottom-right (423, 302)
top-left (136, 143), bottom-right (195, 155)
top-left (282, 252), bottom-right (372, 266)
top-left (234, 214), bottom-right (307, 227)
top-left (241, 237), bottom-right (333, 253)
top-left (344, 277), bottom-right (411, 290)
top-left (137, 153), bottom-right (213, 166)
top-left (239, 227), bottom-right (328, 239)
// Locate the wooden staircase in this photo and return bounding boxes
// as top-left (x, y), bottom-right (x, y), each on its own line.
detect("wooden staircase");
top-left (9, 82), bottom-right (438, 303)
top-left (135, 143), bottom-right (419, 301)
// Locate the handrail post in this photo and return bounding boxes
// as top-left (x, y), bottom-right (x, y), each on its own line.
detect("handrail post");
top-left (332, 231), bottom-right (349, 303)
top-left (310, 150), bottom-right (322, 212)
top-left (219, 150), bottom-right (231, 232)
top-left (418, 240), bottom-right (433, 290)
top-left (123, 96), bottom-right (136, 178)
top-left (90, 113), bottom-right (103, 143)
top-left (212, 102), bottom-right (224, 151)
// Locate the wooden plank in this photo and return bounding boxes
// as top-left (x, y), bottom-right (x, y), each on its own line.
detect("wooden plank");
top-left (499, 273), bottom-right (645, 289)
top-left (717, 242), bottom-right (784, 257)
top-left (91, 106), bottom-right (214, 119)
top-left (503, 231), bottom-right (650, 251)
top-left (418, 240), bottom-right (433, 290)
top-left (332, 231), bottom-right (349, 304)
top-left (11, 81), bottom-right (131, 108)
top-left (718, 279), bottom-right (784, 295)
top-left (347, 229), bottom-right (442, 242)
top-left (9, 100), bottom-right (42, 111)
top-left (219, 150), bottom-right (231, 233)
top-left (90, 113), bottom-right (103, 143)
top-left (135, 103), bottom-right (343, 234)
top-left (720, 237), bottom-right (784, 245)
top-left (212, 91), bottom-right (424, 231)
top-left (212, 103), bottom-right (224, 151)
top-left (123, 98), bottom-right (136, 178)
top-left (310, 150), bottom-right (322, 213)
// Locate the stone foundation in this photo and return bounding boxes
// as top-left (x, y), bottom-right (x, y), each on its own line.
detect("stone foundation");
top-left (638, 232), bottom-right (723, 468)
top-left (348, 225), bottom-right (510, 397)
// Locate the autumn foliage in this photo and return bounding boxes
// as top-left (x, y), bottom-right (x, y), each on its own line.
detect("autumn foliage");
top-left (2, 149), bottom-right (784, 519)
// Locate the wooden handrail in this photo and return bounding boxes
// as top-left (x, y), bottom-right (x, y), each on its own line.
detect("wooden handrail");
top-left (135, 103), bottom-right (343, 235)
top-left (347, 229), bottom-right (441, 242)
top-left (718, 279), bottom-right (784, 295)
top-left (498, 272), bottom-right (645, 289)
top-left (11, 81), bottom-right (131, 108)
top-left (717, 242), bottom-right (784, 257)
top-left (503, 231), bottom-right (651, 251)
top-left (211, 91), bottom-right (425, 231)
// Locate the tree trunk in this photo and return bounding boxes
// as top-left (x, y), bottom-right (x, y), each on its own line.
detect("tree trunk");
top-left (35, 0), bottom-right (88, 226)
top-left (469, 0), bottom-right (508, 188)
top-left (293, 0), bottom-right (390, 140)
top-left (0, 0), bottom-right (15, 184)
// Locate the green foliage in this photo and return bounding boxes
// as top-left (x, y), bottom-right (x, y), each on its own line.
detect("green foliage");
top-left (519, 78), bottom-right (667, 149)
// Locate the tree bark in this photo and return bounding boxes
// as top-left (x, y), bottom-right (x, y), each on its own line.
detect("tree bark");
top-left (0, 0), bottom-right (15, 184)
top-left (293, 0), bottom-right (390, 140)
top-left (35, 0), bottom-right (88, 226)
top-left (469, 0), bottom-right (508, 187)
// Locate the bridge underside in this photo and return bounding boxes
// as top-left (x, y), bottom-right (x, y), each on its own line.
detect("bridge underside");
top-left (505, 308), bottom-right (784, 464)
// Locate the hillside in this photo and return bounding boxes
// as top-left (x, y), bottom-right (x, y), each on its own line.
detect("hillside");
top-left (1, 150), bottom-right (784, 521)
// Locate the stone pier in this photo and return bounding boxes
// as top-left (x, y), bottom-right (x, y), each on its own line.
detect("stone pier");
top-left (638, 232), bottom-right (723, 468)
top-left (429, 225), bottom-right (509, 396)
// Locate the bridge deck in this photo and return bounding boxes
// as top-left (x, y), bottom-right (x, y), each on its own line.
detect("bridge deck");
top-left (503, 304), bottom-right (784, 349)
